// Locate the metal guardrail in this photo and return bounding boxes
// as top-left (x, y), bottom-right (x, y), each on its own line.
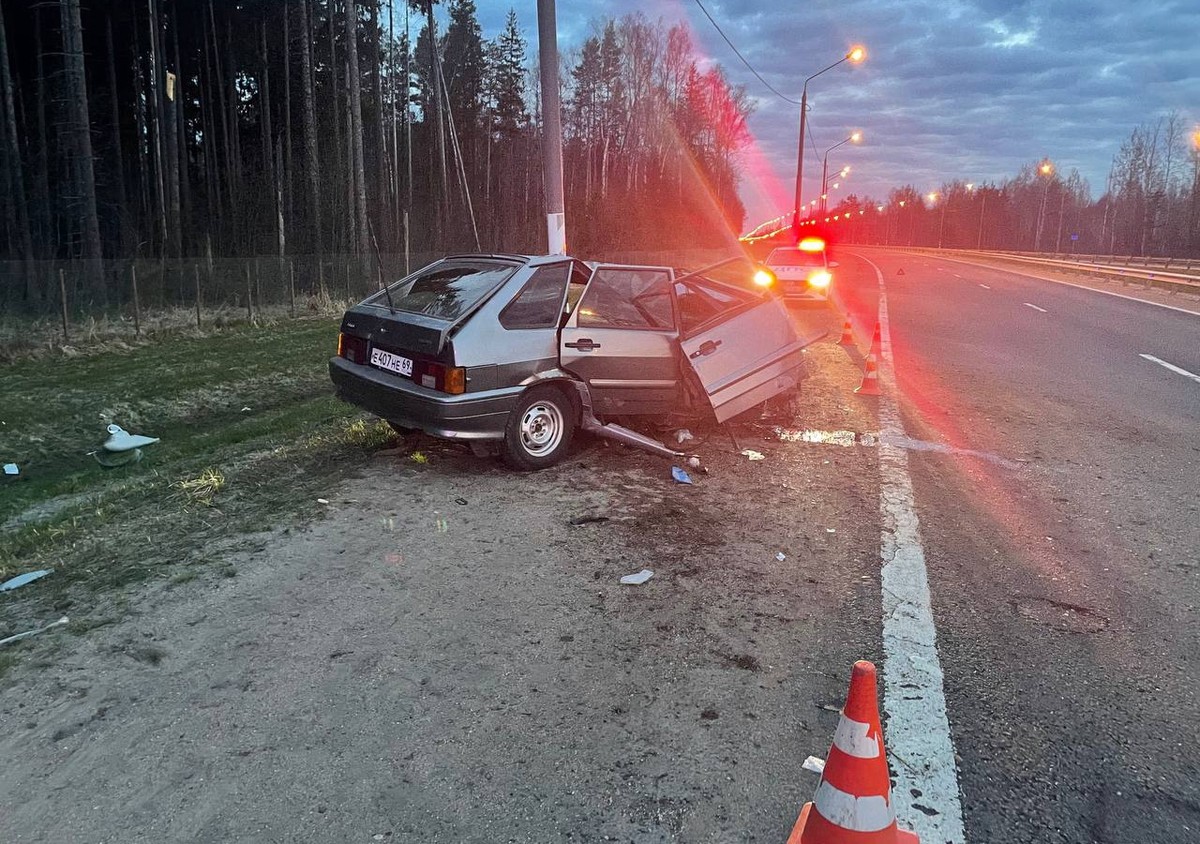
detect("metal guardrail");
top-left (869, 247), bottom-right (1200, 295)
top-left (1008, 251), bottom-right (1198, 272)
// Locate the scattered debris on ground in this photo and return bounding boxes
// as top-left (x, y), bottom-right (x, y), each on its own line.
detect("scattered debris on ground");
top-left (0, 569), bottom-right (53, 593)
top-left (0, 616), bottom-right (69, 647)
top-left (620, 568), bottom-right (654, 585)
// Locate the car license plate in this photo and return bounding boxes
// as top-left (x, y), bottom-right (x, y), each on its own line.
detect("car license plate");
top-left (370, 347), bottom-right (414, 377)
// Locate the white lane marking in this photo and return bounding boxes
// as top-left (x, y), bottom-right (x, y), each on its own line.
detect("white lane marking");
top-left (978, 283), bottom-right (991, 289)
top-left (858, 254), bottom-right (967, 843)
top-left (1139, 354), bottom-right (1200, 385)
top-left (916, 254), bottom-right (1200, 317)
top-left (1024, 302), bottom-right (1048, 313)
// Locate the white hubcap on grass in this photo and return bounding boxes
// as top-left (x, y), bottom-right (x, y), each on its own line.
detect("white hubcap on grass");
top-left (519, 402), bottom-right (563, 456)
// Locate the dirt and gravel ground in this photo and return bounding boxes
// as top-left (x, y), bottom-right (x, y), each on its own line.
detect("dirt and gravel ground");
top-left (1, 305), bottom-right (897, 843)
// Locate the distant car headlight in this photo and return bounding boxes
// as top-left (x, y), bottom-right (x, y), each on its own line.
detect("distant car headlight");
top-left (808, 270), bottom-right (832, 288)
top-left (753, 268), bottom-right (776, 287)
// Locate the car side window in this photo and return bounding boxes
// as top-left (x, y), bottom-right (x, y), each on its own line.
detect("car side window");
top-left (577, 268), bottom-right (674, 330)
top-left (675, 278), bottom-right (755, 335)
top-left (500, 264), bottom-right (570, 330)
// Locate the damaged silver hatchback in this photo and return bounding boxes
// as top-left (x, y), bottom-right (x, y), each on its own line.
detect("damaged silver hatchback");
top-left (329, 254), bottom-right (812, 469)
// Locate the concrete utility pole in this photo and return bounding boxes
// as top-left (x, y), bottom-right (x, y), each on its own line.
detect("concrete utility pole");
top-left (536, 0), bottom-right (566, 254)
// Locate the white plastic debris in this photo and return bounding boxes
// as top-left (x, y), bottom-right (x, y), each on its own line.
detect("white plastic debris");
top-left (3, 463), bottom-right (17, 476)
top-left (620, 569), bottom-right (654, 585)
top-left (775, 552), bottom-right (786, 562)
top-left (740, 449), bottom-right (765, 461)
top-left (674, 429), bottom-right (695, 444)
top-left (241, 406), bottom-right (252, 413)
top-left (802, 756), bottom-right (826, 775)
top-left (0, 569), bottom-right (53, 592)
top-left (316, 498), bottom-right (330, 504)
top-left (102, 424), bottom-right (160, 453)
top-left (0, 616), bottom-right (69, 647)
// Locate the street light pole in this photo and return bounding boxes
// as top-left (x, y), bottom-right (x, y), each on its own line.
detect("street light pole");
top-left (536, 0), bottom-right (566, 254)
top-left (928, 192), bottom-right (945, 248)
top-left (819, 133), bottom-right (861, 213)
top-left (819, 153), bottom-right (827, 214)
top-left (792, 46), bottom-right (865, 229)
top-left (1055, 187), bottom-right (1067, 254)
top-left (1034, 159), bottom-right (1053, 252)
top-left (793, 84), bottom-right (809, 227)
top-left (976, 189), bottom-right (987, 249)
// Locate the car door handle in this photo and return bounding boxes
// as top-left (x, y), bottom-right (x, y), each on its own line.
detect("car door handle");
top-left (689, 339), bottom-right (722, 358)
top-left (565, 338), bottom-right (601, 351)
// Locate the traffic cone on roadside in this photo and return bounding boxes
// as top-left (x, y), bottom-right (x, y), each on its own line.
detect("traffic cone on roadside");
top-left (786, 661), bottom-right (919, 844)
top-left (839, 319), bottom-right (855, 346)
top-left (868, 323), bottom-right (882, 357)
top-left (855, 353), bottom-right (881, 396)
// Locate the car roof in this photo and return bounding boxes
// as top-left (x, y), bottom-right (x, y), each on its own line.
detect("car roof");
top-left (439, 253), bottom-right (583, 267)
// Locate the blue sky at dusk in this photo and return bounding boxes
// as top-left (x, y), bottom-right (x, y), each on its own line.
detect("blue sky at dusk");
top-left (422, 1), bottom-right (1200, 228)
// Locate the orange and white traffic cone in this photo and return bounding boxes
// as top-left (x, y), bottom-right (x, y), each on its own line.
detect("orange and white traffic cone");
top-left (855, 353), bottom-right (881, 396)
top-left (868, 323), bottom-right (882, 358)
top-left (839, 319), bottom-right (855, 346)
top-left (786, 661), bottom-right (919, 844)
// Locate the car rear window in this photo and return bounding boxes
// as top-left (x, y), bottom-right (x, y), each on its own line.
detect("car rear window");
top-left (767, 248), bottom-right (825, 267)
top-left (371, 261), bottom-right (518, 321)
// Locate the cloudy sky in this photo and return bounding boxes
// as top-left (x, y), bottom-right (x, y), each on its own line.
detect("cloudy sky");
top-left (455, 0), bottom-right (1198, 228)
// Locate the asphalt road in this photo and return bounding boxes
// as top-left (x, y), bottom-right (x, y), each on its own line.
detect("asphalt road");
top-left (835, 248), bottom-right (1200, 843)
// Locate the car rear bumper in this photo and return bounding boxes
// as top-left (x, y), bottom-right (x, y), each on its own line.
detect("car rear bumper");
top-left (329, 356), bottom-right (521, 439)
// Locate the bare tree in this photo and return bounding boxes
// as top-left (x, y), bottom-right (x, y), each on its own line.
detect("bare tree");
top-left (1, 1), bottom-right (35, 300)
top-left (298, 0), bottom-right (321, 250)
top-left (59, 0), bottom-right (104, 287)
top-left (105, 15), bottom-right (129, 255)
top-left (346, 0), bottom-right (370, 261)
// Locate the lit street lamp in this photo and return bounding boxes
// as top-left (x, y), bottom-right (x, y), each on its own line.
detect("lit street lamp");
top-left (792, 46), bottom-right (866, 228)
top-left (820, 131), bottom-right (862, 213)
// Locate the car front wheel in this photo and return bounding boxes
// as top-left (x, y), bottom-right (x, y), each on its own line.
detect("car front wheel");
top-left (503, 386), bottom-right (576, 470)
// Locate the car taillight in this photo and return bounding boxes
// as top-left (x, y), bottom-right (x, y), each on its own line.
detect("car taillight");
top-left (413, 361), bottom-right (466, 395)
top-left (338, 333), bottom-right (368, 364)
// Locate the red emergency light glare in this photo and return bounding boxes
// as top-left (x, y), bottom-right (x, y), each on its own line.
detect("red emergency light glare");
top-left (798, 237), bottom-right (825, 252)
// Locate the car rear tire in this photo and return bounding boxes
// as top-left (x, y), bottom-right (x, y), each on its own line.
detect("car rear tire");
top-left (503, 386), bottom-right (576, 470)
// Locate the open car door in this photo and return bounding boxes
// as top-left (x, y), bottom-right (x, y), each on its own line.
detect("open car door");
top-left (559, 264), bottom-right (681, 416)
top-left (674, 275), bottom-right (810, 423)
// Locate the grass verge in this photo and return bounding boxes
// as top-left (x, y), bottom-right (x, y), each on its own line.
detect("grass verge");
top-left (1, 315), bottom-right (397, 675)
